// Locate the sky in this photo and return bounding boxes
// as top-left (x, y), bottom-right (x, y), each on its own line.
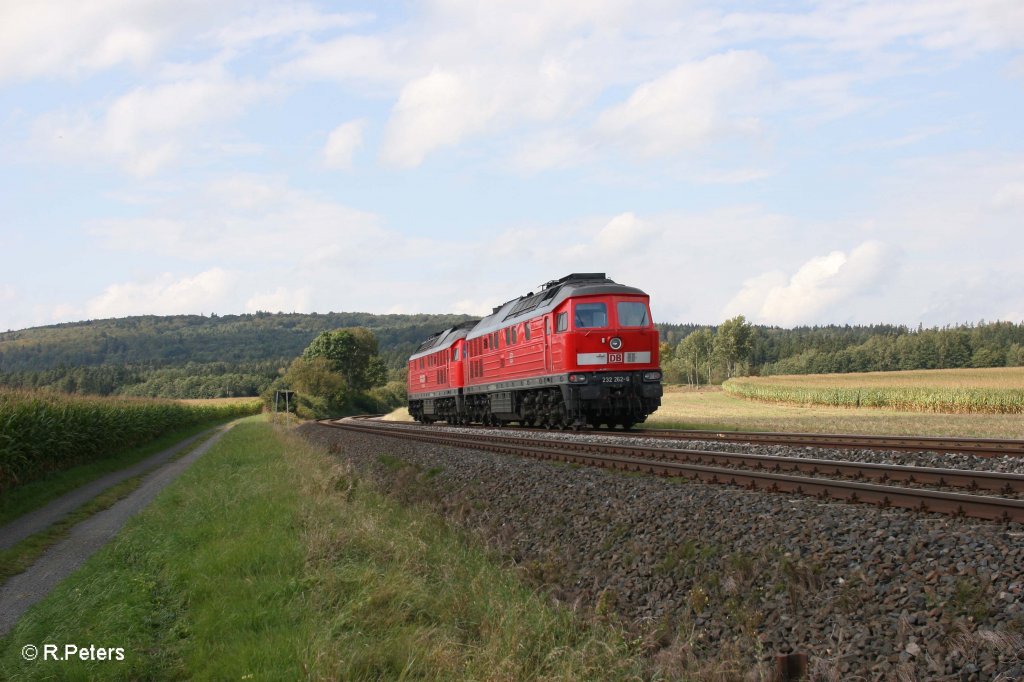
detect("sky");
top-left (1, 0), bottom-right (1023, 332)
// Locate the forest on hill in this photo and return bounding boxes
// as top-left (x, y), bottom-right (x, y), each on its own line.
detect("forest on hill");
top-left (1, 312), bottom-right (1022, 398)
top-left (0, 312), bottom-right (474, 398)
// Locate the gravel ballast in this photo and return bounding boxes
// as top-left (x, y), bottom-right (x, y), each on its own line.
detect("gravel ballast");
top-left (299, 422), bottom-right (1024, 680)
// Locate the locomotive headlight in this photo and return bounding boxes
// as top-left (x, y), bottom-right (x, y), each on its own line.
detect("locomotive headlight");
top-left (642, 371), bottom-right (662, 382)
top-left (568, 373), bottom-right (588, 384)
top-left (609, 337), bottom-right (622, 350)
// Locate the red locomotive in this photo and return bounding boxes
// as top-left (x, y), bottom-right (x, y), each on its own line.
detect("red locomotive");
top-left (407, 273), bottom-right (662, 429)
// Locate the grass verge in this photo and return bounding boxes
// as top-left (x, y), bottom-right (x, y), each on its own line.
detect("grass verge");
top-left (0, 417), bottom-right (645, 680)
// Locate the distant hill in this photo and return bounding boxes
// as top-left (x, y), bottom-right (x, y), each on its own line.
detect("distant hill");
top-left (0, 312), bottom-right (476, 398)
top-left (0, 312), bottom-right (477, 372)
top-left (2, 312), bottom-right (1021, 398)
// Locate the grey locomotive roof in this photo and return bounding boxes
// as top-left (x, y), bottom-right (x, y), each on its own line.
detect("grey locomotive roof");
top-left (409, 320), bottom-right (478, 361)
top-left (465, 273), bottom-right (647, 339)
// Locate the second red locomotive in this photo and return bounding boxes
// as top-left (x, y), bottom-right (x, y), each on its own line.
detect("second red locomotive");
top-left (407, 273), bottom-right (662, 429)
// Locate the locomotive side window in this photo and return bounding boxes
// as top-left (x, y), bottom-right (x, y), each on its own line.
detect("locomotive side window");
top-left (546, 317), bottom-right (552, 335)
top-left (511, 326), bottom-right (518, 344)
top-left (524, 324), bottom-right (531, 341)
top-left (452, 347), bottom-right (459, 361)
top-left (505, 328), bottom-right (510, 346)
top-left (575, 302), bottom-right (608, 328)
top-left (556, 312), bottom-right (568, 332)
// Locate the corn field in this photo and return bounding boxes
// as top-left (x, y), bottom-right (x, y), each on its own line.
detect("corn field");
top-left (724, 368), bottom-right (1024, 415)
top-left (0, 389), bottom-right (261, 492)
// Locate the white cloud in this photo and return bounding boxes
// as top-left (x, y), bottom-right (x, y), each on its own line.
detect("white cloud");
top-left (918, 271), bottom-right (1024, 325)
top-left (381, 70), bottom-right (497, 168)
top-left (510, 131), bottom-right (595, 173)
top-left (0, 284), bottom-right (16, 302)
top-left (213, 6), bottom-right (371, 49)
top-left (0, 1), bottom-right (161, 81)
top-left (277, 34), bottom-right (413, 86)
top-left (273, 1), bottom-right (1024, 171)
top-left (724, 241), bottom-right (896, 326)
top-left (86, 268), bottom-right (235, 319)
top-left (992, 182), bottom-right (1024, 210)
top-left (245, 287), bottom-right (312, 314)
top-left (323, 119), bottom-right (365, 170)
top-left (721, 0), bottom-right (1024, 55)
top-left (89, 174), bottom-right (387, 262)
top-left (595, 51), bottom-right (769, 157)
top-left (0, 1), bottom-right (372, 82)
top-left (594, 213), bottom-right (657, 254)
top-left (38, 77), bottom-right (273, 175)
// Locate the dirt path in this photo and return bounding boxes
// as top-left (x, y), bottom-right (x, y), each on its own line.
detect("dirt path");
top-left (0, 429), bottom-right (215, 551)
top-left (0, 423), bottom-right (234, 637)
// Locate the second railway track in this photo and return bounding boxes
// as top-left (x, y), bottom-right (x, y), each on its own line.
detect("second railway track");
top-left (513, 425), bottom-right (1024, 459)
top-left (323, 417), bottom-right (1024, 523)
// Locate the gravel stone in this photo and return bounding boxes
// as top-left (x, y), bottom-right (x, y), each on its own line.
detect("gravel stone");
top-left (300, 422), bottom-right (1024, 680)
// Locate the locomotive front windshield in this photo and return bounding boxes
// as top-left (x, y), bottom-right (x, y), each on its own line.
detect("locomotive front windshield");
top-left (617, 301), bottom-right (649, 327)
top-left (574, 302), bottom-right (608, 328)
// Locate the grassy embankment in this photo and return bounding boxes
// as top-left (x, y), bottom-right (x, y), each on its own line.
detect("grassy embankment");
top-left (0, 417), bottom-right (645, 680)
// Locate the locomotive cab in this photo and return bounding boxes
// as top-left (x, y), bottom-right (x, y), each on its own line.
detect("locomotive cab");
top-left (552, 291), bottom-right (662, 428)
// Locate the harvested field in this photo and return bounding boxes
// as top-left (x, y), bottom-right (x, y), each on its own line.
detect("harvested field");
top-left (724, 368), bottom-right (1024, 415)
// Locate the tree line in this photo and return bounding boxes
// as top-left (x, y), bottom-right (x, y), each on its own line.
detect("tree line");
top-left (662, 319), bottom-right (1024, 385)
top-left (3, 311), bottom-right (1023, 398)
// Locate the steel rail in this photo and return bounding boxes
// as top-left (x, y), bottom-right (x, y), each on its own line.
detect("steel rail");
top-left (354, 414), bottom-right (1024, 458)
top-left (367, 424), bottom-right (1024, 494)
top-left (345, 418), bottom-right (1024, 494)
top-left (325, 419), bottom-right (1024, 523)
top-left (594, 428), bottom-right (1024, 459)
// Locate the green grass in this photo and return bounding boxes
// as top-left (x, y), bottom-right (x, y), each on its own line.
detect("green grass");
top-left (0, 417), bottom-right (646, 680)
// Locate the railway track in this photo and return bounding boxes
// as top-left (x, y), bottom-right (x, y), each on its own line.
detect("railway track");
top-left (617, 428), bottom-right (1024, 459)
top-left (322, 417), bottom-right (1024, 523)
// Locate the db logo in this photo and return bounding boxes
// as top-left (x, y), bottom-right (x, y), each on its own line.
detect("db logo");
top-left (608, 353), bottom-right (624, 363)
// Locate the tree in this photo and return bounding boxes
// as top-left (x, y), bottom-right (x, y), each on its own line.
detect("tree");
top-left (676, 328), bottom-right (716, 386)
top-left (280, 356), bottom-right (349, 418)
top-left (302, 327), bottom-right (387, 391)
top-left (715, 315), bottom-right (753, 378)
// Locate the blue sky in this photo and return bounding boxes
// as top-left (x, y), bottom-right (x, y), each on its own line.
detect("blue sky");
top-left (1, 0), bottom-right (1022, 332)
